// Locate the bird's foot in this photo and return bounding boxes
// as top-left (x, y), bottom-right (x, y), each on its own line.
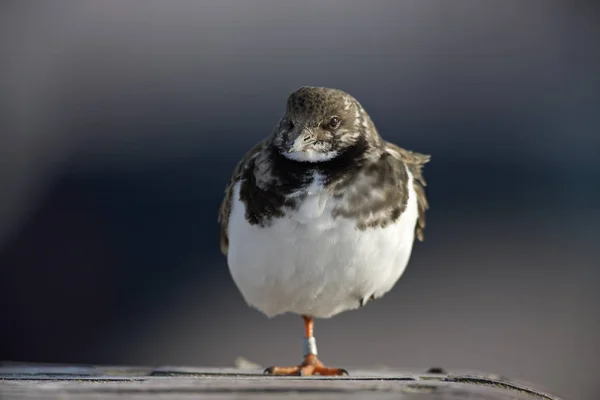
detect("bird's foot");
top-left (264, 354), bottom-right (348, 376)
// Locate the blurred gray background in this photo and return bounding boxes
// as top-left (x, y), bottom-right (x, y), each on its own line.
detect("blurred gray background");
top-left (1, 1), bottom-right (599, 399)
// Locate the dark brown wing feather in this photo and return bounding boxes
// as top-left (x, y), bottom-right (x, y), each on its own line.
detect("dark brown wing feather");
top-left (218, 141), bottom-right (266, 255)
top-left (385, 143), bottom-right (430, 241)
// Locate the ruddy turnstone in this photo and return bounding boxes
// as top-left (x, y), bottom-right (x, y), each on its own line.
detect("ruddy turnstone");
top-left (218, 87), bottom-right (429, 376)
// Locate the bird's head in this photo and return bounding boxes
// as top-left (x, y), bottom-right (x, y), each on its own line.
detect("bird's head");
top-left (273, 87), bottom-right (378, 163)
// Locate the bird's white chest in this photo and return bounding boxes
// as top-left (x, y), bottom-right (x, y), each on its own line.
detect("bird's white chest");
top-left (226, 170), bottom-right (419, 318)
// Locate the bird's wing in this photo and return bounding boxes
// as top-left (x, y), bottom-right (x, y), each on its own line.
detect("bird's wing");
top-left (385, 143), bottom-right (430, 241)
top-left (218, 140), bottom-right (266, 255)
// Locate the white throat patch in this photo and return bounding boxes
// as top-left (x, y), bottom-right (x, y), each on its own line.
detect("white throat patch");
top-left (284, 149), bottom-right (338, 163)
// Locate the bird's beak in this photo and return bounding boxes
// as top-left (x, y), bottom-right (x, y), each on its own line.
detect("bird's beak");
top-left (288, 128), bottom-right (316, 153)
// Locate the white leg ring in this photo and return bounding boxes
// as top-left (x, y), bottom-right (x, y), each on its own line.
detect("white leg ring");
top-left (303, 336), bottom-right (318, 356)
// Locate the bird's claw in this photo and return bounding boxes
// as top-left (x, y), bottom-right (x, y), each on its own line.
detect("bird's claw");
top-left (263, 367), bottom-right (275, 375)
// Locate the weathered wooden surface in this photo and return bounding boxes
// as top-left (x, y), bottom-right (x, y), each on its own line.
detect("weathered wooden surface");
top-left (0, 363), bottom-right (563, 399)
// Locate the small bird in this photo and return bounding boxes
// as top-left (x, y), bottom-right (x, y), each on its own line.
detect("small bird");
top-left (218, 87), bottom-right (429, 376)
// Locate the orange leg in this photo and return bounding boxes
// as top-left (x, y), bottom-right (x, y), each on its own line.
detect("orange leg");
top-left (264, 316), bottom-right (348, 376)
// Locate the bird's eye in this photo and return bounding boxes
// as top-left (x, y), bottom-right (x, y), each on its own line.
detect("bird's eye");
top-left (328, 116), bottom-right (341, 129)
top-left (285, 120), bottom-right (294, 130)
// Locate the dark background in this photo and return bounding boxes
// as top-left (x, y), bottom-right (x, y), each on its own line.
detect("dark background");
top-left (1, 1), bottom-right (599, 399)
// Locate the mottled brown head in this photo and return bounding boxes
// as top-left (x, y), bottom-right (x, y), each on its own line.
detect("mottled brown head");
top-left (273, 86), bottom-right (381, 163)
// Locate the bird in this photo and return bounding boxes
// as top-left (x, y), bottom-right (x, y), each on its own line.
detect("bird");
top-left (218, 86), bottom-right (429, 376)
